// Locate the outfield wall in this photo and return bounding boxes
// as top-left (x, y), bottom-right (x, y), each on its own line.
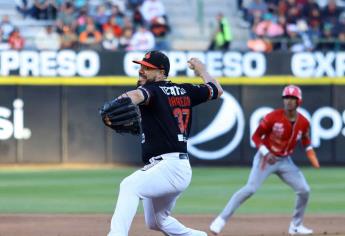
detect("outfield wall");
top-left (0, 50), bottom-right (345, 165)
top-left (0, 85), bottom-right (345, 165)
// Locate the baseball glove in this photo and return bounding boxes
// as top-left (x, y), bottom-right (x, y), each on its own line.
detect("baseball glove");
top-left (99, 97), bottom-right (141, 135)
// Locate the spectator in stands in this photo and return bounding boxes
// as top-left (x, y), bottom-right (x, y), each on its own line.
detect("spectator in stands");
top-left (252, 12), bottom-right (284, 50)
top-left (127, 24), bottom-right (155, 50)
top-left (73, 0), bottom-right (88, 10)
top-left (132, 5), bottom-right (144, 27)
top-left (119, 26), bottom-right (134, 50)
top-left (307, 4), bottom-right (321, 30)
top-left (208, 13), bottom-right (232, 50)
top-left (297, 19), bottom-right (314, 49)
top-left (285, 23), bottom-right (301, 51)
top-left (140, 0), bottom-right (166, 25)
top-left (108, 4), bottom-right (126, 28)
top-left (0, 15), bottom-right (14, 42)
top-left (285, 2), bottom-right (302, 24)
top-left (15, 0), bottom-right (34, 19)
top-left (316, 0), bottom-right (345, 8)
top-left (277, 0), bottom-right (301, 24)
top-left (247, 37), bottom-right (273, 52)
top-left (317, 23), bottom-right (336, 51)
top-left (102, 28), bottom-right (119, 50)
top-left (334, 12), bottom-right (345, 39)
top-left (108, 0), bottom-right (127, 13)
top-left (123, 16), bottom-right (134, 30)
top-left (265, 0), bottom-right (280, 13)
top-left (286, 22), bottom-right (314, 52)
top-left (102, 15), bottom-right (123, 38)
top-left (277, 14), bottom-right (288, 35)
top-left (150, 16), bottom-right (170, 50)
top-left (245, 0), bottom-right (344, 52)
top-left (127, 0), bottom-right (144, 10)
top-left (119, 17), bottom-right (135, 48)
top-left (56, 1), bottom-right (77, 33)
top-left (32, 0), bottom-right (57, 20)
top-left (336, 31), bottom-right (345, 51)
top-left (0, 29), bottom-right (10, 50)
top-left (35, 25), bottom-right (61, 50)
top-left (8, 28), bottom-right (25, 50)
top-left (254, 13), bottom-right (284, 38)
top-left (79, 23), bottom-right (103, 50)
top-left (88, 0), bottom-right (105, 16)
top-left (277, 0), bottom-right (288, 16)
top-left (302, 0), bottom-right (320, 19)
top-left (76, 9), bottom-right (90, 34)
top-left (306, 7), bottom-right (322, 44)
top-left (245, 0), bottom-right (268, 25)
top-left (93, 5), bottom-right (109, 30)
top-left (321, 0), bottom-right (342, 27)
top-left (60, 25), bottom-right (78, 49)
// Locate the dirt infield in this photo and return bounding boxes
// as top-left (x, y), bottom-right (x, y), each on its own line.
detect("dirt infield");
top-left (0, 214), bottom-right (344, 236)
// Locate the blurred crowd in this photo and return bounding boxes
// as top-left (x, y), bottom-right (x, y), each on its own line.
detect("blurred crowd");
top-left (0, 0), bottom-right (170, 51)
top-left (1, 0), bottom-right (344, 52)
top-left (241, 0), bottom-right (345, 52)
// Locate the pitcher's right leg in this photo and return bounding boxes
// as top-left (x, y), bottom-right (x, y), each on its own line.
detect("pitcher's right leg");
top-left (108, 173), bottom-right (141, 236)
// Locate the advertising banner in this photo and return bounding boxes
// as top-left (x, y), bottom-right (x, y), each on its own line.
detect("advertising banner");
top-left (189, 86), bottom-right (345, 165)
top-left (0, 85), bottom-right (344, 165)
top-left (0, 86), bottom-right (17, 162)
top-left (0, 50), bottom-right (345, 78)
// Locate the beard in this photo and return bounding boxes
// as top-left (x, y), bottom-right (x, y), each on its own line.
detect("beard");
top-left (136, 72), bottom-right (146, 87)
top-left (136, 72), bottom-right (158, 87)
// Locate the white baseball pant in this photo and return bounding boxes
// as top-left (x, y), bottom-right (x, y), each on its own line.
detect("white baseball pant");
top-left (108, 152), bottom-right (202, 236)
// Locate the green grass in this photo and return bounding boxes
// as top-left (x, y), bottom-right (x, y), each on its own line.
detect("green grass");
top-left (0, 167), bottom-right (344, 214)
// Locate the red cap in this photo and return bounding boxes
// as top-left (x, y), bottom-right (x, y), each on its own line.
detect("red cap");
top-left (282, 85), bottom-right (302, 105)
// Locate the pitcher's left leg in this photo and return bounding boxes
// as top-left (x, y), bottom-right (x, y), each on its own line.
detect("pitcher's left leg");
top-left (143, 196), bottom-right (206, 236)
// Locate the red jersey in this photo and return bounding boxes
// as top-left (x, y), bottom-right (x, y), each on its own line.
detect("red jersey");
top-left (252, 109), bottom-right (311, 157)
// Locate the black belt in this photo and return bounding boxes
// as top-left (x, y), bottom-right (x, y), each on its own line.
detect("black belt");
top-left (153, 153), bottom-right (189, 161)
top-left (179, 153), bottom-right (189, 159)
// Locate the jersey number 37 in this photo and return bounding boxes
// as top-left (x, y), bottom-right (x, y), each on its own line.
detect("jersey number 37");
top-left (173, 108), bottom-right (190, 134)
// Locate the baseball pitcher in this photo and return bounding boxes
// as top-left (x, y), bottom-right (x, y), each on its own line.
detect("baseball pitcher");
top-left (100, 50), bottom-right (223, 236)
top-left (210, 85), bottom-right (320, 235)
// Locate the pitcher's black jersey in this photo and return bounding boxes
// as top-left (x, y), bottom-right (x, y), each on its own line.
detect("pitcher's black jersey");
top-left (138, 80), bottom-right (218, 163)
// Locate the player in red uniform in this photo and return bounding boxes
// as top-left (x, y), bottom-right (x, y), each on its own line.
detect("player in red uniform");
top-left (210, 85), bottom-right (320, 235)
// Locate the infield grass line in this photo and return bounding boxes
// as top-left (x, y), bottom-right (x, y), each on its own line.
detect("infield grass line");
top-left (0, 167), bottom-right (343, 214)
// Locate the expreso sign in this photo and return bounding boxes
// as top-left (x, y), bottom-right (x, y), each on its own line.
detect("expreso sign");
top-left (291, 52), bottom-right (345, 77)
top-left (0, 50), bottom-right (100, 77)
top-left (125, 51), bottom-right (266, 77)
top-left (188, 91), bottom-right (345, 160)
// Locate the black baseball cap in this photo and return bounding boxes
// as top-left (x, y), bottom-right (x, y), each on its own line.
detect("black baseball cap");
top-left (133, 51), bottom-right (170, 77)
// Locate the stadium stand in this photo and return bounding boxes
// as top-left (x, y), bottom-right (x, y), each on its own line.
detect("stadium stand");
top-left (163, 0), bottom-right (249, 50)
top-left (0, 0), bottom-right (343, 51)
top-left (0, 0), bottom-right (250, 51)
